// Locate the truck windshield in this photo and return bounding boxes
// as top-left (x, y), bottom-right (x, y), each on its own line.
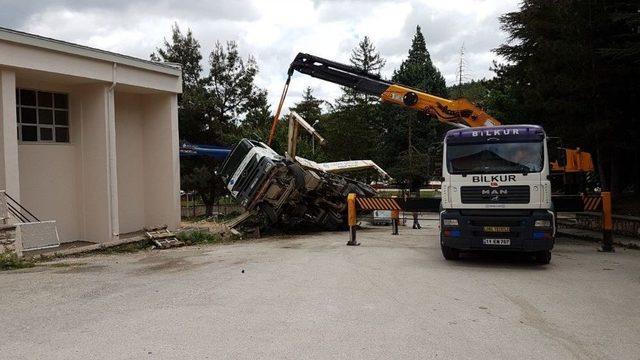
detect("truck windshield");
top-left (446, 141), bottom-right (544, 174)
top-left (220, 140), bottom-right (253, 181)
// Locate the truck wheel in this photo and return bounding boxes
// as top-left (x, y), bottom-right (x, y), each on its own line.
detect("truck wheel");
top-left (259, 203), bottom-right (278, 224)
top-left (535, 250), bottom-right (552, 264)
top-left (441, 245), bottom-right (460, 261)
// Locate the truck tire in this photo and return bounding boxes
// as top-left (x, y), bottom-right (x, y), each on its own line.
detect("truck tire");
top-left (535, 250), bottom-right (552, 264)
top-left (259, 203), bottom-right (278, 224)
top-left (441, 245), bottom-right (460, 261)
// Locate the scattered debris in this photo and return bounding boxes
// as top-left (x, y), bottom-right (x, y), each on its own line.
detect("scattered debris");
top-left (145, 227), bottom-right (184, 249)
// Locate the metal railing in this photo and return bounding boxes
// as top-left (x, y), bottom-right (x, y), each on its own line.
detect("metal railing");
top-left (1, 191), bottom-right (40, 224)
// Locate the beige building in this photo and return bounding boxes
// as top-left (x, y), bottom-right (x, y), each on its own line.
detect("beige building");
top-left (0, 27), bottom-right (182, 249)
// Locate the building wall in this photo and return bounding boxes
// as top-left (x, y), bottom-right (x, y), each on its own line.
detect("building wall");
top-left (115, 92), bottom-right (145, 234)
top-left (142, 93), bottom-right (180, 230)
top-left (16, 79), bottom-right (82, 241)
top-left (0, 70), bottom-right (20, 200)
top-left (76, 84), bottom-right (113, 243)
top-left (1, 33), bottom-right (181, 244)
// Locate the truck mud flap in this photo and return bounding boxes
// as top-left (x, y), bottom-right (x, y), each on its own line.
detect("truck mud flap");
top-left (552, 195), bottom-right (584, 212)
top-left (399, 198), bottom-right (441, 212)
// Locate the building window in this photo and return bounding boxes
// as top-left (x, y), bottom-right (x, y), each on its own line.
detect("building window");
top-left (16, 89), bottom-right (69, 143)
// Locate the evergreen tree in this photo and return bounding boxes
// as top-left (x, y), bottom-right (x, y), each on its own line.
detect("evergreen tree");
top-left (321, 37), bottom-right (387, 170)
top-left (287, 87), bottom-right (325, 159)
top-left (291, 87), bottom-right (323, 123)
top-left (493, 0), bottom-right (640, 197)
top-left (152, 28), bottom-right (268, 215)
top-left (338, 36), bottom-right (386, 106)
top-left (151, 23), bottom-right (202, 90)
top-left (151, 23), bottom-right (206, 143)
top-left (393, 26), bottom-right (447, 97)
top-left (383, 25), bottom-right (448, 188)
top-left (236, 88), bottom-right (273, 143)
top-left (206, 41), bottom-right (261, 144)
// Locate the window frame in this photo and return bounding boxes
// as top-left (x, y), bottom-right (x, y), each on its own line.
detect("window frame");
top-left (16, 88), bottom-right (70, 144)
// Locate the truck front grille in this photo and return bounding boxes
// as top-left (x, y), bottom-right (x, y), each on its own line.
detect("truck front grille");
top-left (232, 156), bottom-right (258, 192)
top-left (460, 185), bottom-right (530, 204)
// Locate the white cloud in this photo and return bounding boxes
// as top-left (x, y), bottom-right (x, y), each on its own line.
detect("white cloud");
top-left (3, 0), bottom-right (520, 110)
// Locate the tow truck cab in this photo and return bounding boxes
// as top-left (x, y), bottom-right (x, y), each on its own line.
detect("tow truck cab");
top-left (440, 125), bottom-right (555, 263)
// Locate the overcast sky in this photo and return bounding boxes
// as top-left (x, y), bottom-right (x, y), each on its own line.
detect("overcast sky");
top-left (0, 0), bottom-right (519, 109)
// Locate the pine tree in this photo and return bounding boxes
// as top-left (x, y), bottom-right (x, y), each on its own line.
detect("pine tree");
top-left (493, 0), bottom-right (640, 198)
top-left (384, 26), bottom-right (448, 188)
top-left (152, 28), bottom-right (268, 215)
top-left (320, 37), bottom-right (387, 171)
top-left (338, 36), bottom-right (386, 106)
top-left (237, 89), bottom-right (272, 142)
top-left (151, 23), bottom-right (206, 143)
top-left (151, 23), bottom-right (202, 91)
top-left (393, 26), bottom-right (447, 97)
top-left (206, 40), bottom-right (260, 144)
top-left (291, 87), bottom-right (323, 123)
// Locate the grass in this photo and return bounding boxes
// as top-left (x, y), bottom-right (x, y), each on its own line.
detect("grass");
top-left (0, 250), bottom-right (35, 271)
top-left (217, 211), bottom-right (242, 222)
top-left (176, 230), bottom-right (224, 245)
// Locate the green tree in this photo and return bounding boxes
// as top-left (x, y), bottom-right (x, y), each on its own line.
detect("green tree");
top-left (285, 87), bottom-right (325, 159)
top-left (393, 26), bottom-right (447, 97)
top-left (338, 36), bottom-right (386, 106)
top-left (383, 26), bottom-right (448, 188)
top-left (151, 23), bottom-right (206, 144)
top-left (237, 89), bottom-right (272, 142)
top-left (152, 27), bottom-right (269, 216)
top-left (206, 41), bottom-right (261, 145)
top-left (493, 0), bottom-right (640, 197)
top-left (320, 37), bottom-right (387, 173)
top-left (291, 87), bottom-right (323, 123)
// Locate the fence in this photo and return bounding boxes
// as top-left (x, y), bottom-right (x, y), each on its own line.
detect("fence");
top-left (573, 212), bottom-right (640, 238)
top-left (181, 204), bottom-right (245, 218)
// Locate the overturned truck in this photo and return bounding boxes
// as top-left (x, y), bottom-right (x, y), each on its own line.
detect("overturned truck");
top-left (220, 139), bottom-right (376, 230)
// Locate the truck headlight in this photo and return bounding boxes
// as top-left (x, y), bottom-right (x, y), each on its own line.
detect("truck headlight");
top-left (443, 219), bottom-right (458, 226)
top-left (534, 220), bottom-right (551, 228)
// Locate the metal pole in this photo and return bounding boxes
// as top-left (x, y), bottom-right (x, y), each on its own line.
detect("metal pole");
top-left (347, 193), bottom-right (360, 246)
top-left (601, 191), bottom-right (614, 252)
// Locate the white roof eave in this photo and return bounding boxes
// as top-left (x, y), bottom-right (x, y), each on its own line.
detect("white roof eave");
top-left (0, 27), bottom-right (181, 77)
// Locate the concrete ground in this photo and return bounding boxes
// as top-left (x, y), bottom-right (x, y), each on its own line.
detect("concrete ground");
top-left (2, 220), bottom-right (640, 360)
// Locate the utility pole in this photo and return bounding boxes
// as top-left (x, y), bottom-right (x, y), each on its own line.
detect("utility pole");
top-left (456, 43), bottom-right (466, 98)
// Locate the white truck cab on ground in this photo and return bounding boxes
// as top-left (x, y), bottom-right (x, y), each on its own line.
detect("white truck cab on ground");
top-left (440, 125), bottom-right (555, 264)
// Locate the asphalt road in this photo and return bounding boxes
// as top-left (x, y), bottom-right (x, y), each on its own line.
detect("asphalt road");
top-left (2, 221), bottom-right (640, 360)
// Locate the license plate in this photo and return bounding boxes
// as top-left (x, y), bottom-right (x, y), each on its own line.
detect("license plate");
top-left (484, 226), bottom-right (510, 233)
top-left (483, 238), bottom-right (511, 246)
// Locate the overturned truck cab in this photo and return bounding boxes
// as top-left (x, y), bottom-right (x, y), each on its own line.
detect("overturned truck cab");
top-left (220, 139), bottom-right (376, 230)
top-left (440, 125), bottom-right (555, 264)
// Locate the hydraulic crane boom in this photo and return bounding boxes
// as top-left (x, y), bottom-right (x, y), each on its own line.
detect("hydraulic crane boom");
top-left (268, 52), bottom-right (593, 176)
top-left (268, 52), bottom-right (499, 146)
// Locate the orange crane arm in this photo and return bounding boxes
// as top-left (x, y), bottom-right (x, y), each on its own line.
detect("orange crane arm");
top-left (268, 53), bottom-right (499, 144)
top-left (379, 84), bottom-right (500, 128)
top-left (269, 52), bottom-right (592, 174)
